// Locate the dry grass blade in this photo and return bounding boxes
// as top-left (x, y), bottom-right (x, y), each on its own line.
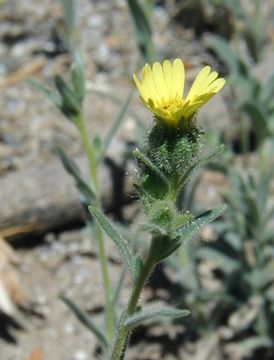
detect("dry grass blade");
top-left (0, 237), bottom-right (26, 314)
top-left (0, 58), bottom-right (45, 91)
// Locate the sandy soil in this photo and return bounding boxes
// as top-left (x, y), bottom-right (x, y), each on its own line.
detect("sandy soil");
top-left (2, 0), bottom-right (269, 359)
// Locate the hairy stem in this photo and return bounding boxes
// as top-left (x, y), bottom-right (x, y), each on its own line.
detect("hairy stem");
top-left (75, 113), bottom-right (114, 342)
top-left (110, 238), bottom-right (158, 359)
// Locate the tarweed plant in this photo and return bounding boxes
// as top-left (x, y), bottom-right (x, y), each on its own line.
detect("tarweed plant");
top-left (97, 59), bottom-right (225, 358)
top-left (126, 1), bottom-right (274, 358)
top-left (31, 1), bottom-right (229, 358)
top-left (34, 53), bottom-right (226, 358)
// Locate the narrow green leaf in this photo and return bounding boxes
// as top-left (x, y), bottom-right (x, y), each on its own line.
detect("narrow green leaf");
top-left (242, 101), bottom-right (269, 135)
top-left (56, 146), bottom-right (96, 202)
top-left (178, 145), bottom-right (225, 189)
top-left (125, 307), bottom-right (190, 329)
top-left (154, 237), bottom-right (182, 262)
top-left (27, 79), bottom-right (62, 108)
top-left (92, 134), bottom-right (103, 158)
top-left (261, 72), bottom-right (274, 102)
top-left (126, 0), bottom-right (155, 62)
top-left (209, 36), bottom-right (247, 75)
top-left (231, 336), bottom-right (271, 356)
top-left (225, 0), bottom-right (247, 20)
top-left (260, 163), bottom-right (274, 193)
top-left (61, 0), bottom-right (76, 49)
top-left (133, 183), bottom-right (156, 204)
top-left (61, 0), bottom-right (75, 34)
top-left (250, 261), bottom-right (274, 289)
top-left (177, 206), bottom-right (226, 243)
top-left (196, 290), bottom-right (239, 305)
top-left (111, 268), bottom-right (126, 306)
top-left (72, 51), bottom-right (85, 102)
top-left (230, 74), bottom-right (257, 99)
top-left (127, 0), bottom-right (151, 36)
top-left (134, 148), bottom-right (170, 188)
top-left (60, 294), bottom-right (109, 349)
top-left (267, 204), bottom-right (274, 225)
top-left (224, 231), bottom-right (242, 251)
top-left (54, 75), bottom-right (81, 116)
top-left (141, 222), bottom-right (168, 236)
top-left (89, 206), bottom-right (135, 279)
top-left (98, 92), bottom-right (133, 163)
top-left (197, 246), bottom-right (239, 274)
top-left (144, 0), bottom-right (154, 18)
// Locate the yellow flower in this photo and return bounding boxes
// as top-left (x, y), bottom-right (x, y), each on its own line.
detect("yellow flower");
top-left (133, 58), bottom-right (225, 127)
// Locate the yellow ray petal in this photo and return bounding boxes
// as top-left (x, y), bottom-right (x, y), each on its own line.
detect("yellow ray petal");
top-left (206, 78), bottom-right (226, 93)
top-left (133, 59), bottom-right (225, 127)
top-left (172, 58), bottom-right (185, 98)
top-left (189, 94), bottom-right (214, 106)
top-left (152, 62), bottom-right (169, 100)
top-left (133, 73), bottom-right (148, 100)
top-left (142, 63), bottom-right (161, 103)
top-left (184, 101), bottom-right (205, 118)
top-left (197, 71), bottom-right (218, 94)
top-left (186, 66), bottom-right (211, 100)
top-left (162, 59), bottom-right (174, 98)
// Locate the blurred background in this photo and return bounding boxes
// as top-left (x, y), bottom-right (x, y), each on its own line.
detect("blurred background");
top-left (0, 0), bottom-right (274, 359)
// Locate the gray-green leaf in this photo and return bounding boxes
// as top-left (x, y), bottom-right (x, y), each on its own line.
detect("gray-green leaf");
top-left (125, 307), bottom-right (190, 329)
top-left (176, 206), bottom-right (226, 243)
top-left (126, 0), bottom-right (155, 62)
top-left (60, 294), bottom-right (109, 349)
top-left (89, 205), bottom-right (135, 279)
top-left (27, 79), bottom-right (62, 108)
top-left (56, 146), bottom-right (96, 202)
top-left (54, 75), bottom-right (81, 117)
top-left (72, 51), bottom-right (85, 103)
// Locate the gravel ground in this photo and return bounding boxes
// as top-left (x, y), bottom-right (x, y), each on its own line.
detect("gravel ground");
top-left (2, 0), bottom-right (271, 359)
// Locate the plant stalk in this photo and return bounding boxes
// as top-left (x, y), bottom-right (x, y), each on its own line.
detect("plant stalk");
top-left (75, 113), bottom-right (115, 342)
top-left (75, 113), bottom-right (98, 192)
top-left (110, 238), bottom-right (158, 359)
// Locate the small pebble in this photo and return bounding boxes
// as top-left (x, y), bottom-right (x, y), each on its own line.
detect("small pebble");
top-left (72, 350), bottom-right (88, 360)
top-left (64, 322), bottom-right (75, 335)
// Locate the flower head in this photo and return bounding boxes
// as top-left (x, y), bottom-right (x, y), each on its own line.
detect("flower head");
top-left (133, 58), bottom-right (225, 127)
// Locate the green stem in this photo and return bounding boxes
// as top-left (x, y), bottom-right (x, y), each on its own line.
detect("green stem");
top-left (127, 240), bottom-right (156, 313)
top-left (75, 113), bottom-right (98, 192)
top-left (110, 239), bottom-right (158, 360)
top-left (75, 113), bottom-right (114, 342)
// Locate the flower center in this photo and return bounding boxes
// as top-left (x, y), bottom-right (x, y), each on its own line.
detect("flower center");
top-left (159, 97), bottom-right (185, 114)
